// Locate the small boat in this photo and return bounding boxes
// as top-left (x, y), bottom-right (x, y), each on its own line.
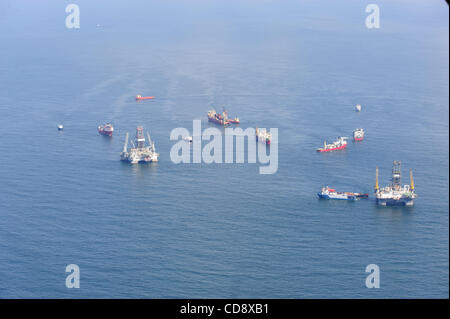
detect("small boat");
top-left (183, 136), bottom-right (193, 143)
top-left (136, 95), bottom-right (155, 100)
top-left (317, 137), bottom-right (347, 152)
top-left (98, 122), bottom-right (114, 136)
top-left (353, 128), bottom-right (364, 141)
top-left (355, 104), bottom-right (362, 112)
top-left (57, 124), bottom-right (64, 131)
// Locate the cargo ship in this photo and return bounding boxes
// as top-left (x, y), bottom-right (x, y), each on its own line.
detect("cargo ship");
top-left (207, 110), bottom-right (229, 125)
top-left (98, 122), bottom-right (114, 136)
top-left (317, 136), bottom-right (347, 152)
top-left (317, 186), bottom-right (368, 200)
top-left (207, 109), bottom-right (239, 126)
top-left (136, 95), bottom-right (155, 100)
top-left (374, 161), bottom-right (417, 206)
top-left (353, 128), bottom-right (364, 141)
top-left (120, 126), bottom-right (159, 164)
top-left (255, 127), bottom-right (271, 145)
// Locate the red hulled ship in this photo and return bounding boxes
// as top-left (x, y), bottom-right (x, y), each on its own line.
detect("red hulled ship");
top-left (353, 128), bottom-right (365, 141)
top-left (317, 136), bottom-right (347, 152)
top-left (136, 95), bottom-right (155, 100)
top-left (98, 123), bottom-right (114, 136)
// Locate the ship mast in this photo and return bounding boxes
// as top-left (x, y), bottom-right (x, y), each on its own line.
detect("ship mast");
top-left (135, 126), bottom-right (146, 149)
top-left (123, 132), bottom-right (129, 153)
top-left (147, 132), bottom-right (155, 152)
top-left (391, 160), bottom-right (401, 190)
top-left (375, 166), bottom-right (379, 193)
top-left (147, 132), bottom-right (152, 146)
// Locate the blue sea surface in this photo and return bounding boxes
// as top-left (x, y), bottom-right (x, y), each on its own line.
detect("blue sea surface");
top-left (0, 0), bottom-right (448, 298)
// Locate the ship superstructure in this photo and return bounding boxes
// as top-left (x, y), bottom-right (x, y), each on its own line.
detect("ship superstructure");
top-left (207, 109), bottom-right (239, 126)
top-left (375, 161), bottom-right (417, 206)
top-left (255, 127), bottom-right (271, 145)
top-left (120, 126), bottom-right (159, 164)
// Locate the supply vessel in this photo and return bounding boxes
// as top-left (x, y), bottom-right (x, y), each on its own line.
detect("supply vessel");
top-left (374, 161), bottom-right (417, 206)
top-left (98, 123), bottom-right (114, 136)
top-left (120, 126), bottom-right (159, 164)
top-left (317, 137), bottom-right (347, 152)
top-left (353, 128), bottom-right (364, 141)
top-left (317, 186), bottom-right (368, 200)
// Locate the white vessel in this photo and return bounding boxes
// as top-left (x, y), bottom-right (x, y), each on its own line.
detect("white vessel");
top-left (375, 161), bottom-right (417, 206)
top-left (120, 127), bottom-right (159, 164)
top-left (355, 104), bottom-right (362, 112)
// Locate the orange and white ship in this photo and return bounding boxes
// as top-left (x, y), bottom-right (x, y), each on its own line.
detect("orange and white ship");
top-left (136, 94), bottom-right (155, 100)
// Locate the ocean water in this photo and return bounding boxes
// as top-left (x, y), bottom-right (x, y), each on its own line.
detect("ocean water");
top-left (0, 0), bottom-right (448, 298)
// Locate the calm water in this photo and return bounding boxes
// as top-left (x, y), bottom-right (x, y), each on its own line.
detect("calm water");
top-left (0, 0), bottom-right (448, 298)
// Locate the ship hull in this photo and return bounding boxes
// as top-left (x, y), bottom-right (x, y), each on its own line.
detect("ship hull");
top-left (318, 193), bottom-right (356, 200)
top-left (353, 137), bottom-right (364, 141)
top-left (376, 198), bottom-right (414, 206)
top-left (121, 157), bottom-right (158, 164)
top-left (208, 117), bottom-right (229, 126)
top-left (136, 96), bottom-right (154, 100)
top-left (98, 128), bottom-right (113, 136)
top-left (98, 129), bottom-right (113, 136)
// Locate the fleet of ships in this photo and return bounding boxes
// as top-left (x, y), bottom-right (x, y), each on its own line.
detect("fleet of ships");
top-left (59, 99), bottom-right (417, 208)
top-left (314, 104), bottom-right (417, 206)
